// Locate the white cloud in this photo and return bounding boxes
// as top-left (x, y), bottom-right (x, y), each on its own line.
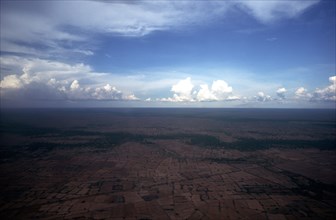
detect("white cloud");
top-left (158, 97), bottom-right (175, 102)
top-left (0, 56), bottom-right (92, 83)
top-left (161, 77), bottom-right (237, 102)
top-left (211, 80), bottom-right (233, 99)
top-left (65, 82), bottom-right (133, 101)
top-left (292, 76), bottom-right (335, 102)
top-left (312, 75), bottom-right (336, 101)
top-left (197, 84), bottom-right (217, 101)
top-left (196, 80), bottom-right (234, 101)
top-left (70, 80), bottom-right (80, 90)
top-left (255, 91), bottom-right (272, 102)
top-left (295, 87), bottom-right (312, 99)
top-left (90, 86), bottom-right (122, 100)
top-left (237, 0), bottom-right (319, 24)
top-left (0, 74), bottom-right (22, 89)
top-left (295, 87), bottom-right (306, 97)
top-left (170, 77), bottom-right (194, 102)
top-left (124, 94), bottom-right (140, 101)
top-left (276, 87), bottom-right (287, 99)
top-left (0, 56), bottom-right (137, 101)
top-left (227, 95), bottom-right (240, 101)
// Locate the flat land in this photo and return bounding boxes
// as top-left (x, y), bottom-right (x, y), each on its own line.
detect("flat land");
top-left (1, 108), bottom-right (336, 219)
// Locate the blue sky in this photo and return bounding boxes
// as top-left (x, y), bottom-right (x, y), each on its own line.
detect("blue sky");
top-left (0, 0), bottom-right (335, 108)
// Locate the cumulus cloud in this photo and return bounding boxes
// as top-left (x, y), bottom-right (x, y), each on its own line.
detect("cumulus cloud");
top-left (227, 95), bottom-right (240, 101)
top-left (295, 87), bottom-right (312, 99)
top-left (70, 80), bottom-right (80, 90)
top-left (160, 77), bottom-right (237, 102)
top-left (0, 74), bottom-right (136, 101)
top-left (212, 80), bottom-right (233, 97)
top-left (295, 87), bottom-right (306, 97)
top-left (276, 87), bottom-right (287, 99)
top-left (197, 80), bottom-right (234, 101)
top-left (0, 56), bottom-right (138, 101)
top-left (293, 76), bottom-right (335, 102)
top-left (125, 94), bottom-right (140, 101)
top-left (67, 80), bottom-right (123, 100)
top-left (0, 56), bottom-right (92, 83)
top-left (330, 76), bottom-right (336, 84)
top-left (312, 75), bottom-right (336, 101)
top-left (1, 76), bottom-right (66, 101)
top-left (91, 84), bottom-right (123, 100)
top-left (0, 74), bottom-right (22, 89)
top-left (171, 77), bottom-right (194, 102)
top-left (197, 84), bottom-right (217, 101)
top-left (255, 92), bottom-right (272, 102)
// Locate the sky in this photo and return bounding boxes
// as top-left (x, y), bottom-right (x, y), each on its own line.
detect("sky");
top-left (0, 0), bottom-right (335, 108)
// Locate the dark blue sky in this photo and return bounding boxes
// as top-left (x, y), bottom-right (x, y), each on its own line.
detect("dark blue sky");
top-left (89, 2), bottom-right (334, 74)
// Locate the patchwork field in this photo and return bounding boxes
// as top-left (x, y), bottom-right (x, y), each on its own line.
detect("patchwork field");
top-left (1, 108), bottom-right (335, 219)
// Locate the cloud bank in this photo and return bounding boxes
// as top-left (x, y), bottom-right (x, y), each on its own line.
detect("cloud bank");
top-left (1, 56), bottom-right (334, 107)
